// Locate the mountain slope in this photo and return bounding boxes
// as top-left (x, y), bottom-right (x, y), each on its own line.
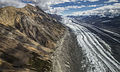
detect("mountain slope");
top-left (0, 4), bottom-right (66, 72)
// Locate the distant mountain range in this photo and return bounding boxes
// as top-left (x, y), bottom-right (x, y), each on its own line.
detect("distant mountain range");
top-left (68, 15), bottom-right (120, 34)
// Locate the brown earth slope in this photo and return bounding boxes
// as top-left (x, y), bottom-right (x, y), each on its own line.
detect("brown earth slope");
top-left (0, 4), bottom-right (66, 72)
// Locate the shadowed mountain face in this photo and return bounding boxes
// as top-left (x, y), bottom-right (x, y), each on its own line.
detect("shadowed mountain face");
top-left (0, 4), bottom-right (66, 72)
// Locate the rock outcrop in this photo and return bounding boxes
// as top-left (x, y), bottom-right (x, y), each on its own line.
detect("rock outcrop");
top-left (0, 4), bottom-right (66, 72)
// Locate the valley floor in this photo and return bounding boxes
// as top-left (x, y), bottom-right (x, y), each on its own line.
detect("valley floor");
top-left (52, 18), bottom-right (120, 72)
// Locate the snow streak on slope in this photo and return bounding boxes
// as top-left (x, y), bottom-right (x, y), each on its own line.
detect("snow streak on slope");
top-left (62, 17), bottom-right (120, 72)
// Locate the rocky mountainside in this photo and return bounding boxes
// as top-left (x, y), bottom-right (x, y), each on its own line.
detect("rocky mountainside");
top-left (0, 4), bottom-right (66, 72)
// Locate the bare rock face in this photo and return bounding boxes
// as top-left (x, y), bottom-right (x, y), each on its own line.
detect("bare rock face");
top-left (0, 4), bottom-right (66, 72)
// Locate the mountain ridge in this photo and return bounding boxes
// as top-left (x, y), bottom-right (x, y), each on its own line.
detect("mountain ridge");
top-left (0, 4), bottom-right (66, 72)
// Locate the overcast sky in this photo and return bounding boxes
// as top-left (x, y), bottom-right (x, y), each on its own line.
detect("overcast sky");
top-left (0, 0), bottom-right (120, 16)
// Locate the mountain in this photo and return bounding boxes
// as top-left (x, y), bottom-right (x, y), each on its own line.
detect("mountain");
top-left (1, 4), bottom-right (120, 72)
top-left (69, 15), bottom-right (120, 34)
top-left (48, 14), bottom-right (62, 21)
top-left (0, 4), bottom-right (66, 72)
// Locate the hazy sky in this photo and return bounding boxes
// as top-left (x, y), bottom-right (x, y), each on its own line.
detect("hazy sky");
top-left (0, 0), bottom-right (120, 16)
